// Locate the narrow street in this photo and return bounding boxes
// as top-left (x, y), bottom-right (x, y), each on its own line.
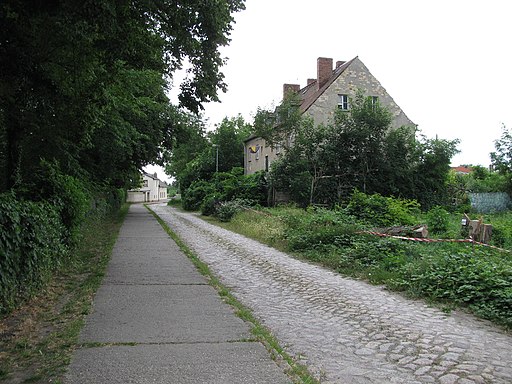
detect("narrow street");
top-left (152, 204), bottom-right (512, 384)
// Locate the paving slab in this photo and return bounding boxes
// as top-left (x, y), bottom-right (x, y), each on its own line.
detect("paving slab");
top-left (79, 284), bottom-right (250, 343)
top-left (67, 343), bottom-right (290, 384)
top-left (104, 239), bottom-right (205, 285)
top-left (64, 204), bottom-right (291, 383)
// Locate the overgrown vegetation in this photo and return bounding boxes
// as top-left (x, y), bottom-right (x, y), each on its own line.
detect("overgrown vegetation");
top-left (179, 167), bottom-right (268, 218)
top-left (0, 205), bottom-right (128, 383)
top-left (215, 192), bottom-right (512, 329)
top-left (0, 184), bottom-right (125, 314)
top-left (254, 92), bottom-right (459, 209)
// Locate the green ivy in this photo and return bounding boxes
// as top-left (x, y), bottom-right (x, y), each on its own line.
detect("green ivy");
top-left (0, 193), bottom-right (68, 313)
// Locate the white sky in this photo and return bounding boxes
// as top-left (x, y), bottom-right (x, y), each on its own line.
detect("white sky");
top-left (147, 0), bottom-right (512, 181)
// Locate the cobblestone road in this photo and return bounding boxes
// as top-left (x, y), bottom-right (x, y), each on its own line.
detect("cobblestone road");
top-left (152, 204), bottom-right (512, 384)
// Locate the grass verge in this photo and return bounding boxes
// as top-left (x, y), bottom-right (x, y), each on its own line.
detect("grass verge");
top-left (145, 205), bottom-right (319, 384)
top-left (0, 205), bottom-right (128, 383)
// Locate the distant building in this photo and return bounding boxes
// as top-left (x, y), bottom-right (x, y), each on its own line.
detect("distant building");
top-left (245, 56), bottom-right (415, 175)
top-left (126, 172), bottom-right (168, 203)
top-left (451, 166), bottom-right (472, 175)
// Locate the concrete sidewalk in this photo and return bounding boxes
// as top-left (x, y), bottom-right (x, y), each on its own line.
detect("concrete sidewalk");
top-left (64, 204), bottom-right (290, 384)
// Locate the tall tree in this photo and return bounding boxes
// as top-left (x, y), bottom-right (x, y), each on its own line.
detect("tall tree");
top-left (0, 0), bottom-right (245, 193)
top-left (268, 92), bottom-right (459, 208)
top-left (491, 124), bottom-right (512, 174)
top-left (166, 115), bottom-right (252, 191)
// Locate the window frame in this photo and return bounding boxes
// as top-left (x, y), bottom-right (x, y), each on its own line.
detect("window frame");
top-left (338, 94), bottom-right (349, 110)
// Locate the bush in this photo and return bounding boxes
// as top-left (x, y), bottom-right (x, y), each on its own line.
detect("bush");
top-left (215, 198), bottom-right (253, 222)
top-left (182, 180), bottom-right (215, 211)
top-left (0, 193), bottom-right (68, 313)
top-left (344, 191), bottom-right (420, 227)
top-left (182, 168), bottom-right (268, 213)
top-left (426, 206), bottom-right (450, 234)
top-left (200, 194), bottom-right (222, 216)
top-left (35, 162), bottom-right (91, 245)
top-left (283, 208), bottom-right (360, 250)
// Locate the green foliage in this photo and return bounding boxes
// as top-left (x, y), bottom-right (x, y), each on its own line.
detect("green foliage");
top-left (266, 91), bottom-right (458, 208)
top-left (182, 180), bottom-right (215, 211)
top-left (182, 167), bottom-right (268, 214)
top-left (413, 136), bottom-right (460, 209)
top-left (0, 0), bottom-right (245, 315)
top-left (399, 250), bottom-right (512, 328)
top-left (0, 193), bottom-right (68, 313)
top-left (426, 206), bottom-right (450, 234)
top-left (253, 93), bottom-right (303, 148)
top-left (283, 208), bottom-right (360, 251)
top-left (491, 124), bottom-right (512, 176)
top-left (466, 166), bottom-right (509, 193)
top-left (344, 191), bottom-right (420, 227)
top-left (37, 162), bottom-right (91, 245)
top-left (200, 193), bottom-right (222, 216)
top-left (167, 115), bottom-right (253, 191)
top-left (487, 213), bottom-right (512, 249)
top-left (0, 0), bottom-right (244, 193)
top-left (215, 198), bottom-right (253, 222)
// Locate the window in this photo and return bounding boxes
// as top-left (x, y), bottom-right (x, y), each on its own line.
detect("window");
top-left (371, 96), bottom-right (378, 109)
top-left (143, 180), bottom-right (148, 187)
top-left (265, 155), bottom-right (269, 172)
top-left (338, 94), bottom-right (349, 110)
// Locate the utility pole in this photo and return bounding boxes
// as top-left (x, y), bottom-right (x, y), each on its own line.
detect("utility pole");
top-left (213, 144), bottom-right (219, 172)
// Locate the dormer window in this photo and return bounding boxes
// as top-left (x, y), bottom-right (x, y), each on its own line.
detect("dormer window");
top-left (338, 94), bottom-right (349, 110)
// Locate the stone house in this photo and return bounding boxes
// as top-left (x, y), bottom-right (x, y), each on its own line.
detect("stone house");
top-left (126, 172), bottom-right (168, 203)
top-left (244, 56), bottom-right (415, 175)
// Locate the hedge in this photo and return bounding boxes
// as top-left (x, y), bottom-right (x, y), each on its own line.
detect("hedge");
top-left (0, 193), bottom-right (68, 313)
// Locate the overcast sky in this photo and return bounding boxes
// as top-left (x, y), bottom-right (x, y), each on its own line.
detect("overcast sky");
top-left (147, 0), bottom-right (512, 181)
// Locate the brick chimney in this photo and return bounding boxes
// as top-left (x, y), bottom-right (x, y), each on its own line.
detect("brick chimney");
top-left (283, 83), bottom-right (300, 99)
top-left (336, 60), bottom-right (346, 68)
top-left (317, 57), bottom-right (333, 89)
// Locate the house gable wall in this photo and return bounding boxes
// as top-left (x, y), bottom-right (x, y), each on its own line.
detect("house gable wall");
top-left (305, 57), bottom-right (415, 129)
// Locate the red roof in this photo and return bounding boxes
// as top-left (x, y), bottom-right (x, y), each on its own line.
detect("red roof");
top-left (452, 166), bottom-right (472, 174)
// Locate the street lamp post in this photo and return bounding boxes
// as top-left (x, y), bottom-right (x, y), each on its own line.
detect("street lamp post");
top-left (212, 144), bottom-right (219, 173)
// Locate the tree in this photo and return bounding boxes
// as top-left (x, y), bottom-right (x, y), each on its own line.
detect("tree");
top-left (491, 124), bottom-right (512, 175)
top-left (252, 92), bottom-right (303, 150)
top-left (167, 115), bottom-right (252, 191)
top-left (412, 136), bottom-right (460, 209)
top-left (209, 115), bottom-right (252, 173)
top-left (268, 91), bottom-right (459, 209)
top-left (0, 0), bottom-right (245, 195)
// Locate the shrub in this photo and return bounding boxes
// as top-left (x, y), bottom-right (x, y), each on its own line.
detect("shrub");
top-left (426, 206), bottom-right (450, 234)
top-left (182, 180), bottom-right (215, 211)
top-left (399, 249), bottom-right (512, 328)
top-left (35, 162), bottom-right (91, 245)
top-left (200, 194), bottom-right (222, 216)
top-left (283, 208), bottom-right (360, 250)
top-left (344, 191), bottom-right (419, 227)
top-left (215, 198), bottom-right (253, 222)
